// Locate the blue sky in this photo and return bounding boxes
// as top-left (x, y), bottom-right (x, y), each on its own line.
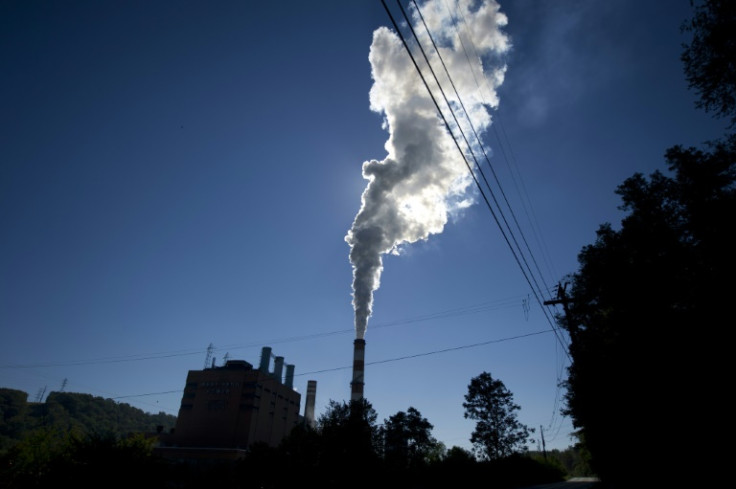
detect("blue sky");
top-left (1, 0), bottom-right (726, 453)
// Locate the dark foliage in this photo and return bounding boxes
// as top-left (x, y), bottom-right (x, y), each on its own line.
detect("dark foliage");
top-left (0, 389), bottom-right (29, 452)
top-left (528, 446), bottom-right (595, 478)
top-left (0, 429), bottom-right (168, 489)
top-left (681, 0), bottom-right (736, 127)
top-left (463, 372), bottom-right (534, 461)
top-left (317, 398), bottom-right (383, 488)
top-left (422, 452), bottom-right (564, 489)
top-left (561, 137), bottom-right (735, 485)
top-left (0, 393), bottom-right (568, 489)
top-left (0, 387), bottom-right (176, 454)
top-left (560, 3), bottom-right (735, 486)
top-left (383, 406), bottom-right (439, 469)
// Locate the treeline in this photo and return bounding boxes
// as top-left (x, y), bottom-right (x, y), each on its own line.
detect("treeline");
top-left (0, 387), bottom-right (176, 452)
top-left (240, 398), bottom-right (579, 489)
top-left (558, 1), bottom-right (735, 487)
top-left (527, 448), bottom-right (595, 480)
top-left (0, 393), bottom-right (589, 489)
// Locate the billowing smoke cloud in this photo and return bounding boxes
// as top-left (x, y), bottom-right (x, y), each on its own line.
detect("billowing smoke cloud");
top-left (346, 0), bottom-right (510, 339)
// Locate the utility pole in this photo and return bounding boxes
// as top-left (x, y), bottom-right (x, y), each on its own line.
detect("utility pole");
top-left (540, 425), bottom-right (547, 460)
top-left (544, 282), bottom-right (577, 338)
top-left (543, 282), bottom-right (571, 310)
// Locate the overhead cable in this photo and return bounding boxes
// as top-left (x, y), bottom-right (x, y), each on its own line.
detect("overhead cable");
top-left (383, 0), bottom-right (570, 359)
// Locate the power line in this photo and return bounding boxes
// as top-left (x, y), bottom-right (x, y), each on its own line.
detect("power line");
top-left (410, 0), bottom-right (553, 301)
top-left (409, 0), bottom-right (566, 352)
top-left (0, 294), bottom-right (529, 370)
top-left (384, 1), bottom-right (573, 435)
top-left (495, 116), bottom-right (560, 282)
top-left (106, 329), bottom-right (554, 403)
top-left (443, 15), bottom-right (570, 434)
top-left (111, 390), bottom-right (181, 400)
top-left (0, 349), bottom-right (206, 369)
top-left (444, 0), bottom-right (559, 286)
top-left (439, 0), bottom-right (564, 312)
top-left (297, 329), bottom-right (551, 376)
top-left (414, 0), bottom-right (554, 300)
top-left (384, 0), bottom-right (570, 359)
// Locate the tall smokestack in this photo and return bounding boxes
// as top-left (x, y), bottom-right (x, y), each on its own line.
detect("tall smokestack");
top-left (274, 356), bottom-right (284, 384)
top-left (305, 380), bottom-right (317, 428)
top-left (350, 339), bottom-right (366, 401)
top-left (259, 346), bottom-right (271, 373)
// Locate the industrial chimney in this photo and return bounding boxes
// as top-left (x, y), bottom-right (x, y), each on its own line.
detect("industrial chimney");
top-left (285, 364), bottom-right (295, 388)
top-left (259, 346), bottom-right (272, 373)
top-left (305, 380), bottom-right (317, 428)
top-left (350, 339), bottom-right (365, 401)
top-left (274, 356), bottom-right (284, 384)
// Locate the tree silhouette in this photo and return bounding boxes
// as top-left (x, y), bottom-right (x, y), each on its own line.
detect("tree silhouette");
top-left (559, 3), bottom-right (735, 486)
top-left (316, 398), bottom-right (382, 487)
top-left (681, 0), bottom-right (736, 127)
top-left (383, 406), bottom-right (439, 469)
top-left (561, 137), bottom-right (735, 485)
top-left (463, 372), bottom-right (533, 461)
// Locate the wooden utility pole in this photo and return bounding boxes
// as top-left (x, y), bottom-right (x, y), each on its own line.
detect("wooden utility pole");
top-left (540, 425), bottom-right (547, 460)
top-left (544, 282), bottom-right (576, 338)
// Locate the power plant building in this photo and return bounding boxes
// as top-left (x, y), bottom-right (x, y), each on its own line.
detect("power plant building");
top-left (159, 347), bottom-right (301, 454)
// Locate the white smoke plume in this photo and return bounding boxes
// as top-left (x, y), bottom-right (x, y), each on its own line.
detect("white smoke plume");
top-left (346, 0), bottom-right (510, 339)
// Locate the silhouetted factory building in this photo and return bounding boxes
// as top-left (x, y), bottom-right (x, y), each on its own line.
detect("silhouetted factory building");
top-left (158, 347), bottom-right (302, 457)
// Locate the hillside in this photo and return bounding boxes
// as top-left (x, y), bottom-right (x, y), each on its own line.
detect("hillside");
top-left (0, 387), bottom-right (177, 451)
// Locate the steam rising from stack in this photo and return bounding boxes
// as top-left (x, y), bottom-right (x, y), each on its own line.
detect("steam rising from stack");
top-left (346, 0), bottom-right (510, 340)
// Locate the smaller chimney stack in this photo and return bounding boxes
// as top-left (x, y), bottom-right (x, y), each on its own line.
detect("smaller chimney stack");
top-left (305, 380), bottom-right (317, 428)
top-left (274, 356), bottom-right (285, 384)
top-left (285, 364), bottom-right (295, 388)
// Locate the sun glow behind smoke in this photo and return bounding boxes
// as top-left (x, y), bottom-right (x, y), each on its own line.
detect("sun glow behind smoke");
top-left (346, 0), bottom-right (510, 339)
